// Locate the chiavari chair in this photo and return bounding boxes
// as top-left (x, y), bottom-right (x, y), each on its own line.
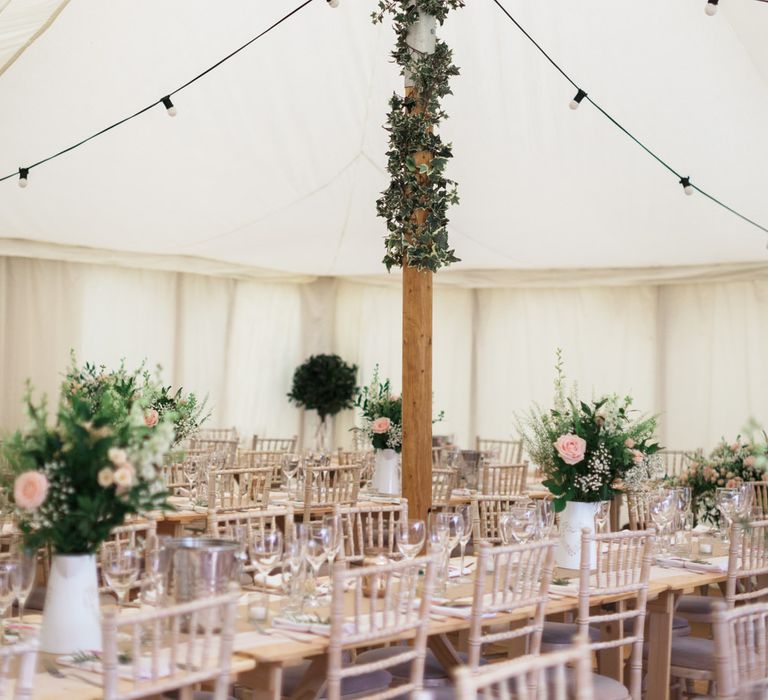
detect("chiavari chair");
top-left (432, 468), bottom-right (458, 510)
top-left (0, 638), bottom-right (38, 700)
top-left (478, 462), bottom-right (528, 496)
top-left (206, 464), bottom-right (274, 513)
top-left (669, 520), bottom-right (768, 695)
top-left (454, 633), bottom-right (595, 700)
top-left (239, 449), bottom-right (285, 489)
top-left (541, 528), bottom-right (655, 700)
top-left (659, 449), bottom-right (701, 479)
top-left (625, 491), bottom-right (652, 531)
top-left (187, 437), bottom-right (238, 469)
top-left (301, 463), bottom-right (360, 522)
top-left (196, 427), bottom-right (238, 441)
top-left (250, 435), bottom-right (297, 453)
top-left (470, 494), bottom-right (533, 544)
top-left (746, 480), bottom-right (768, 518)
top-left (334, 502), bottom-right (407, 564)
top-left (323, 555), bottom-right (438, 700)
top-left (713, 600), bottom-right (768, 700)
top-left (475, 437), bottom-right (524, 465)
top-left (101, 592), bottom-right (239, 700)
top-left (98, 519), bottom-right (158, 597)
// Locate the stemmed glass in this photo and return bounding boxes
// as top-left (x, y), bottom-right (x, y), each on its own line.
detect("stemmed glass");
top-left (142, 535), bottom-right (172, 605)
top-left (427, 516), bottom-right (449, 595)
top-left (536, 500), bottom-right (556, 538)
top-left (283, 535), bottom-right (307, 613)
top-left (305, 527), bottom-right (329, 607)
top-left (396, 519), bottom-right (426, 560)
top-left (436, 512), bottom-right (464, 583)
top-left (249, 530), bottom-right (283, 628)
top-left (716, 487), bottom-right (743, 544)
top-left (320, 514), bottom-right (342, 577)
top-left (500, 505), bottom-right (537, 544)
top-left (650, 490), bottom-right (677, 555)
top-left (675, 487), bottom-right (693, 531)
top-left (181, 457), bottom-right (199, 503)
top-left (594, 501), bottom-right (611, 534)
top-left (455, 505), bottom-right (473, 582)
top-left (282, 454), bottom-right (301, 498)
top-left (0, 561), bottom-right (16, 643)
top-left (101, 545), bottom-right (140, 610)
top-left (11, 549), bottom-right (36, 623)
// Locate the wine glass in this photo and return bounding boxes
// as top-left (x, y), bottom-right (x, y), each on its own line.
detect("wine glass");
top-left (396, 519), bottom-right (426, 560)
top-left (674, 487), bottom-right (692, 531)
top-left (427, 517), bottom-right (449, 595)
top-left (142, 535), bottom-right (172, 605)
top-left (536, 500), bottom-right (556, 538)
top-left (10, 549), bottom-right (36, 623)
top-left (436, 513), bottom-right (463, 584)
top-left (0, 561), bottom-right (16, 642)
top-left (650, 490), bottom-right (677, 554)
top-left (101, 545), bottom-right (140, 609)
top-left (282, 454), bottom-right (301, 498)
top-left (716, 487), bottom-right (742, 544)
top-left (283, 535), bottom-right (307, 613)
top-left (249, 530), bottom-right (283, 627)
top-left (501, 506), bottom-right (537, 544)
top-left (321, 514), bottom-right (342, 577)
top-left (228, 525), bottom-right (250, 585)
top-left (455, 505), bottom-right (473, 581)
top-left (305, 527), bottom-right (329, 607)
top-left (181, 456), bottom-right (199, 502)
top-left (594, 501), bottom-right (611, 534)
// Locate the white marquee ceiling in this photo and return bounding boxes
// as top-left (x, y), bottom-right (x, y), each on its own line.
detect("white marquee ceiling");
top-left (0, 0), bottom-right (767, 279)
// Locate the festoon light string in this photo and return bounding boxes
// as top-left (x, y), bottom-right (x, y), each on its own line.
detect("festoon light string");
top-left (0, 0), bottom-right (328, 185)
top-left (490, 0), bottom-right (768, 237)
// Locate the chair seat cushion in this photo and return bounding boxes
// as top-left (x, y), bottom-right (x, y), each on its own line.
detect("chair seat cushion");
top-left (676, 594), bottom-right (717, 620)
top-left (669, 636), bottom-right (715, 671)
top-left (283, 660), bottom-right (391, 699)
top-left (616, 614), bottom-right (691, 637)
top-left (356, 646), bottom-right (481, 684)
top-left (541, 621), bottom-right (600, 645)
top-left (591, 673), bottom-right (631, 700)
top-left (162, 693), bottom-right (236, 700)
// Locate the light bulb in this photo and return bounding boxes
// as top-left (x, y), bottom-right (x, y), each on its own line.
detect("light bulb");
top-left (679, 177), bottom-right (694, 196)
top-left (161, 96), bottom-right (177, 117)
top-left (569, 88), bottom-right (587, 110)
top-left (327, 0), bottom-right (339, 6)
top-left (705, 0), bottom-right (718, 15)
top-left (18, 168), bottom-right (28, 188)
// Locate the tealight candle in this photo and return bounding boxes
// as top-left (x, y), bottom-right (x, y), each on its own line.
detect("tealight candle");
top-left (699, 542), bottom-right (713, 555)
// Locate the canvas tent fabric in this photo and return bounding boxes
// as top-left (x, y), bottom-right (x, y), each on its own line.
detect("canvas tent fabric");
top-left (0, 0), bottom-right (767, 452)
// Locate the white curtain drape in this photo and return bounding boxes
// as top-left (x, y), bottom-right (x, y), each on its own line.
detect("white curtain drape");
top-left (1, 255), bottom-right (767, 453)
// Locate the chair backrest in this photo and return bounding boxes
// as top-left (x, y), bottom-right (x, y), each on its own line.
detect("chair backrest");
top-left (302, 463), bottom-right (360, 521)
top-left (0, 639), bottom-right (38, 700)
top-left (746, 481), bottom-right (768, 519)
top-left (725, 519), bottom-right (768, 606)
top-left (197, 427), bottom-right (238, 441)
top-left (206, 465), bottom-right (274, 513)
top-left (476, 437), bottom-right (524, 465)
top-left (250, 435), bottom-right (298, 453)
top-left (432, 467), bottom-right (458, 509)
top-left (470, 494), bottom-right (534, 544)
top-left (101, 592), bottom-right (239, 700)
top-left (625, 490), bottom-right (652, 531)
top-left (713, 600), bottom-right (768, 700)
top-left (206, 505), bottom-right (293, 563)
top-left (467, 539), bottom-right (556, 669)
top-left (658, 449), bottom-right (700, 478)
top-left (240, 450), bottom-right (286, 488)
top-left (576, 528), bottom-right (655, 700)
top-left (98, 519), bottom-right (158, 595)
top-left (454, 634), bottom-right (595, 700)
top-left (326, 554), bottom-right (437, 700)
top-left (478, 462), bottom-right (528, 496)
top-left (187, 438), bottom-right (239, 469)
top-left (335, 502), bottom-right (407, 564)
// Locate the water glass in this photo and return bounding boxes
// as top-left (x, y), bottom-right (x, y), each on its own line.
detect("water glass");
top-left (101, 545), bottom-right (140, 609)
top-left (594, 501), bottom-right (611, 534)
top-left (501, 505), bottom-right (537, 544)
top-left (536, 500), bottom-right (556, 538)
top-left (248, 530), bottom-right (283, 628)
top-left (427, 524), bottom-right (449, 595)
top-left (396, 519), bottom-right (426, 560)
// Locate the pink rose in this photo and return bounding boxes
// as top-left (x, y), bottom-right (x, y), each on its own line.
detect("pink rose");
top-left (632, 449), bottom-right (644, 464)
top-left (553, 434), bottom-right (587, 465)
top-left (730, 443), bottom-right (740, 453)
top-left (744, 456), bottom-right (757, 468)
top-left (371, 417), bottom-right (391, 434)
top-left (624, 438), bottom-right (635, 449)
top-left (144, 409), bottom-right (159, 428)
top-left (726, 479), bottom-right (737, 488)
top-left (14, 471), bottom-right (49, 510)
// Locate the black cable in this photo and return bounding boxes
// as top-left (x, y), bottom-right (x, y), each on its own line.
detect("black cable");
top-left (490, 0), bottom-right (768, 237)
top-left (0, 0), bottom-right (315, 183)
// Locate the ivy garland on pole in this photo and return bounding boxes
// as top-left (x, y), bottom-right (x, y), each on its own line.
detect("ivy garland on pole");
top-left (372, 0), bottom-right (464, 273)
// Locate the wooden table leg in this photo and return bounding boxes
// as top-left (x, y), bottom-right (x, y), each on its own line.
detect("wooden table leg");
top-left (288, 656), bottom-right (328, 700)
top-left (428, 633), bottom-right (463, 672)
top-left (236, 663), bottom-right (284, 700)
top-left (647, 590), bottom-right (676, 700)
top-left (610, 493), bottom-right (623, 532)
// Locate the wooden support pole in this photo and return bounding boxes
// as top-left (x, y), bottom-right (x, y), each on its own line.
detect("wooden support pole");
top-left (401, 10), bottom-right (436, 525)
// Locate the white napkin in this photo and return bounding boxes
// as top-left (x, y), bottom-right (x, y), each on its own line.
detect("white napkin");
top-left (271, 616), bottom-right (332, 636)
top-left (58, 652), bottom-right (171, 680)
top-left (655, 556), bottom-right (727, 574)
top-left (251, 573), bottom-right (284, 590)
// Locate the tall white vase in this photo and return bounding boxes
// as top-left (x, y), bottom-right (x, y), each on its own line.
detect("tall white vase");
top-left (555, 501), bottom-right (601, 570)
top-left (39, 554), bottom-right (102, 654)
top-left (372, 448), bottom-right (401, 496)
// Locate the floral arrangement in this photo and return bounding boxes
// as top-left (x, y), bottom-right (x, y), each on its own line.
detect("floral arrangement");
top-left (2, 384), bottom-right (174, 554)
top-left (353, 366), bottom-right (444, 452)
top-left (353, 367), bottom-right (404, 452)
top-left (622, 454), bottom-right (666, 493)
top-left (517, 351), bottom-right (660, 512)
top-left (63, 354), bottom-right (208, 445)
top-left (677, 437), bottom-right (768, 526)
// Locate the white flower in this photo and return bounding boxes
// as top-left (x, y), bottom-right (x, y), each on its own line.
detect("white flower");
top-left (108, 448), bottom-right (128, 466)
top-left (97, 468), bottom-right (114, 488)
top-left (114, 465), bottom-right (135, 488)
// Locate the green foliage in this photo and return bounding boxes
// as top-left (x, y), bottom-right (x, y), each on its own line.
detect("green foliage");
top-left (287, 354), bottom-right (358, 421)
top-left (372, 0), bottom-right (463, 272)
top-left (354, 366), bottom-right (403, 451)
top-left (2, 382), bottom-right (173, 554)
top-left (516, 350), bottom-right (660, 512)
